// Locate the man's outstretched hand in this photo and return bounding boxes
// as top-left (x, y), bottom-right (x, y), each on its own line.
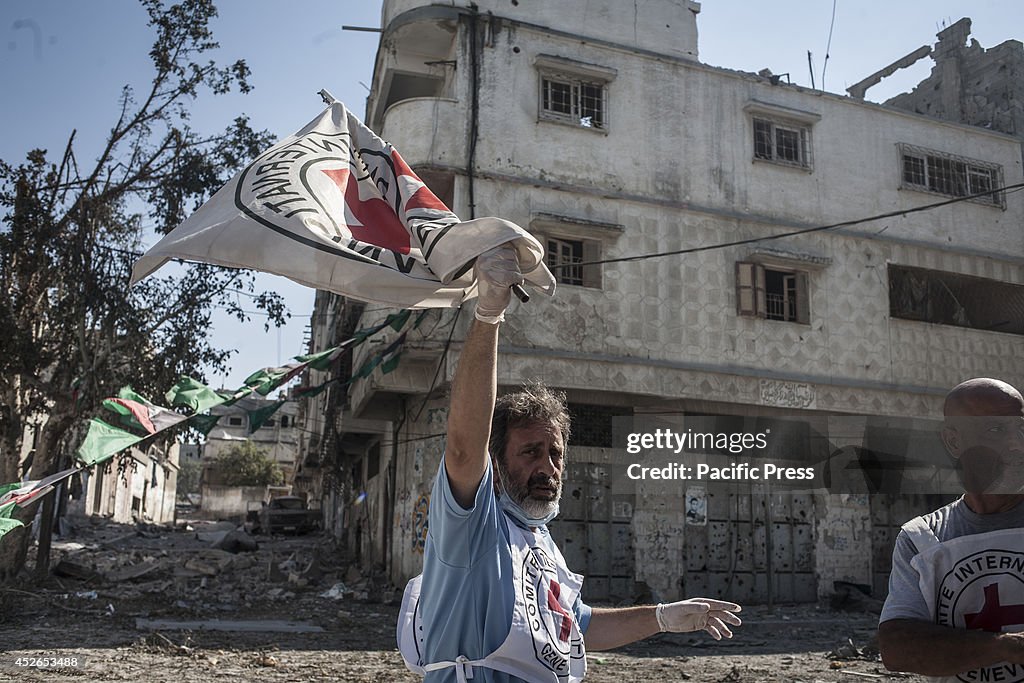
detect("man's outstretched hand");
top-left (656, 598), bottom-right (743, 640)
top-left (473, 243), bottom-right (524, 324)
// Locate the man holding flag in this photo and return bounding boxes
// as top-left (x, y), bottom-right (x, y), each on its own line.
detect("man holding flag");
top-left (126, 99), bottom-right (742, 679)
top-left (397, 245), bottom-right (743, 682)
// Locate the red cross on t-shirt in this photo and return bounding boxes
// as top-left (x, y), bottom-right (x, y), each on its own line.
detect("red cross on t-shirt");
top-left (964, 583), bottom-right (1024, 632)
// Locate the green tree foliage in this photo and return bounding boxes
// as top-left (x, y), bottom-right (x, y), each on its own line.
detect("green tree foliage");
top-left (0, 0), bottom-right (287, 578)
top-left (177, 458), bottom-right (202, 498)
top-left (213, 441), bottom-right (283, 487)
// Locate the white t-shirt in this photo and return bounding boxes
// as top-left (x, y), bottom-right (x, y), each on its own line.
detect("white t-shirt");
top-left (880, 497), bottom-right (1024, 623)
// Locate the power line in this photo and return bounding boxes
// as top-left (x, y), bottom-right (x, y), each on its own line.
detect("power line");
top-left (549, 181), bottom-right (1024, 272)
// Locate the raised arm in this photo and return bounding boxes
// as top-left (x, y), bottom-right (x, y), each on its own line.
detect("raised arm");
top-left (446, 318), bottom-right (500, 507)
top-left (879, 619), bottom-right (1024, 676)
top-left (445, 244), bottom-right (523, 508)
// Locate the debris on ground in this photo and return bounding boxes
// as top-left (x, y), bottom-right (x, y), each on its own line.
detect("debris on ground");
top-left (831, 580), bottom-right (885, 614)
top-left (827, 635), bottom-right (881, 662)
top-left (0, 512), bottom-right (930, 682)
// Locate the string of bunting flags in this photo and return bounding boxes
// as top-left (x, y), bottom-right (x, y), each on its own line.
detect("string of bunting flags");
top-left (0, 308), bottom-right (428, 541)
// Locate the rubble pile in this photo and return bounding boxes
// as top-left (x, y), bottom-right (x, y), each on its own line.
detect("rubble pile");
top-left (34, 513), bottom-right (396, 625)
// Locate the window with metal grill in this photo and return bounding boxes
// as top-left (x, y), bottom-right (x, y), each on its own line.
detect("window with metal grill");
top-left (752, 116), bottom-right (811, 169)
top-left (540, 75), bottom-right (606, 129)
top-left (898, 143), bottom-right (1003, 208)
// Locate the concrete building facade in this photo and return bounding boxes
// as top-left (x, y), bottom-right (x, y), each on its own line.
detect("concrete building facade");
top-left (203, 396), bottom-right (300, 480)
top-left (84, 442), bottom-right (179, 525)
top-left (302, 1), bottom-right (1024, 605)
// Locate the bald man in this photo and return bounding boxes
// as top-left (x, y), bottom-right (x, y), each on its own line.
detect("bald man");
top-left (878, 378), bottom-right (1024, 681)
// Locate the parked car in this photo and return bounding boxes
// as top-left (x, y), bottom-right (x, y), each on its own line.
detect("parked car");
top-left (247, 495), bottom-right (320, 535)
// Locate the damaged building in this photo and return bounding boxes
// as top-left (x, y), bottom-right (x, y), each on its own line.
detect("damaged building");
top-left (83, 441), bottom-right (179, 526)
top-left (296, 1), bottom-right (1024, 605)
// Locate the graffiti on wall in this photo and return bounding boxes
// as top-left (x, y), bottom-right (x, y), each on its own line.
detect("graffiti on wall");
top-left (411, 492), bottom-right (430, 554)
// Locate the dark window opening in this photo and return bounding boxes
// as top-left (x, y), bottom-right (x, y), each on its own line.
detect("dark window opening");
top-left (569, 403), bottom-right (633, 448)
top-left (889, 265), bottom-right (1024, 335)
top-left (351, 457), bottom-right (363, 489)
top-left (736, 261), bottom-right (810, 324)
top-left (228, 416), bottom-right (243, 426)
top-left (546, 237), bottom-right (601, 288)
top-left (764, 268), bottom-right (801, 322)
top-left (366, 442), bottom-right (381, 480)
top-left (548, 237), bottom-right (583, 286)
top-left (753, 119), bottom-right (773, 160)
top-left (382, 72), bottom-right (445, 112)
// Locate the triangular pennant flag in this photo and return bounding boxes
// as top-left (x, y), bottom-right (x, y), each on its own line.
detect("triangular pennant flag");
top-left (244, 363), bottom-right (305, 397)
top-left (295, 344), bottom-right (347, 371)
top-left (165, 377), bottom-right (226, 414)
top-left (75, 419), bottom-right (146, 466)
top-left (1, 467), bottom-right (81, 507)
top-left (103, 397), bottom-right (157, 433)
top-left (387, 309), bottom-right (412, 332)
top-left (352, 316), bottom-right (397, 343)
top-left (247, 399), bottom-right (287, 434)
top-left (115, 387), bottom-right (189, 432)
top-left (218, 386), bottom-right (257, 407)
top-left (0, 482), bottom-right (20, 501)
top-left (294, 381), bottom-right (332, 399)
top-left (351, 353), bottom-right (381, 381)
top-left (352, 333), bottom-right (407, 380)
top-left (103, 389), bottom-right (190, 436)
top-left (131, 101), bottom-right (555, 309)
top-left (0, 502), bottom-right (24, 539)
top-left (381, 351), bottom-right (403, 375)
top-left (380, 333), bottom-right (406, 374)
top-left (188, 413), bottom-right (223, 436)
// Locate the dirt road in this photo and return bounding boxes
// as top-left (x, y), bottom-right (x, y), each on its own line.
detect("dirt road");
top-left (0, 516), bottom-right (923, 682)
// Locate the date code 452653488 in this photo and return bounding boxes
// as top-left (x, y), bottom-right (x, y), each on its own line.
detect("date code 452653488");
top-left (11, 656), bottom-right (84, 668)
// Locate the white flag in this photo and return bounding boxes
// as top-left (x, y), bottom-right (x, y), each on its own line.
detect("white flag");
top-left (131, 102), bottom-right (555, 308)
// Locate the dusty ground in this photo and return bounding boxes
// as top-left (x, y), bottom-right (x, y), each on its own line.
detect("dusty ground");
top-left (0, 514), bottom-right (924, 683)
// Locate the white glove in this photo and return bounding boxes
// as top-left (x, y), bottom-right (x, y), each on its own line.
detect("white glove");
top-left (473, 243), bottom-right (524, 324)
top-left (656, 598), bottom-right (742, 640)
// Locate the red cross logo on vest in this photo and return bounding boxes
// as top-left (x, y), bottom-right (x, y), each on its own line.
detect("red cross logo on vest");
top-left (965, 583), bottom-right (1024, 632)
top-left (546, 579), bottom-right (573, 642)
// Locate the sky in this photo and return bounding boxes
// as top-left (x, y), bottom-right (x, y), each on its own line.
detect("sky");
top-left (2, 0), bottom-right (1022, 390)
